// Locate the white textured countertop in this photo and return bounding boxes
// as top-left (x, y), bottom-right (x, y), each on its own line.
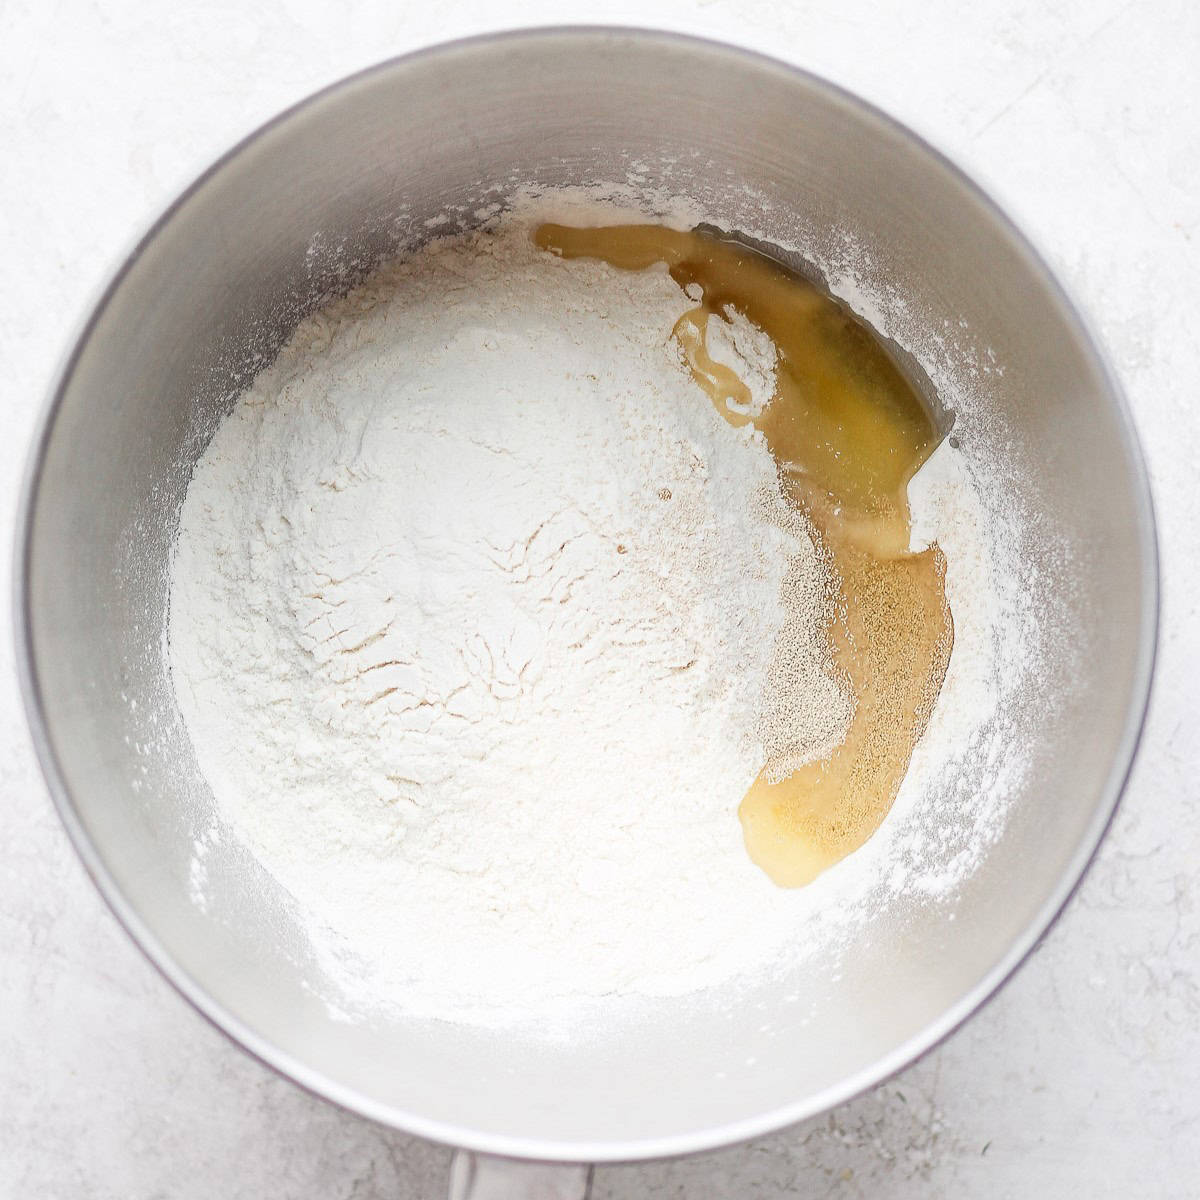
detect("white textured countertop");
top-left (2, 1), bottom-right (1196, 1196)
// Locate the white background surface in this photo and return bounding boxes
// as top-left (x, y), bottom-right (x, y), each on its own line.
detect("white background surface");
top-left (2, 1), bottom-right (1196, 1196)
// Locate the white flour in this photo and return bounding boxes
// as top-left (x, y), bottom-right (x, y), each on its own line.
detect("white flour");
top-left (169, 215), bottom-right (858, 1022)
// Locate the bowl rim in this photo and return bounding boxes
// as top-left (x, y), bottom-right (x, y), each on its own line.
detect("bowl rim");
top-left (13, 23), bottom-right (1160, 1165)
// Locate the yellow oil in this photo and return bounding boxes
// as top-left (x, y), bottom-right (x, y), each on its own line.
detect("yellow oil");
top-left (534, 222), bottom-right (953, 887)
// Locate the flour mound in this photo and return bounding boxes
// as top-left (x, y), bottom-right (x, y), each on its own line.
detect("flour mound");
top-left (168, 219), bottom-right (849, 1023)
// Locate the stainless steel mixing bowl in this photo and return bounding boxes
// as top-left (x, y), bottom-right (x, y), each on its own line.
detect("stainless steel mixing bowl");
top-left (15, 26), bottom-right (1156, 1199)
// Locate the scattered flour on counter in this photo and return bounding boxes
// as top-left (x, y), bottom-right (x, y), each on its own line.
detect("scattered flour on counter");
top-left (168, 213), bottom-right (860, 1023)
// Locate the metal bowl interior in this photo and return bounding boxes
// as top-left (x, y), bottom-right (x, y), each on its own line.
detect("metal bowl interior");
top-left (16, 28), bottom-right (1156, 1162)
